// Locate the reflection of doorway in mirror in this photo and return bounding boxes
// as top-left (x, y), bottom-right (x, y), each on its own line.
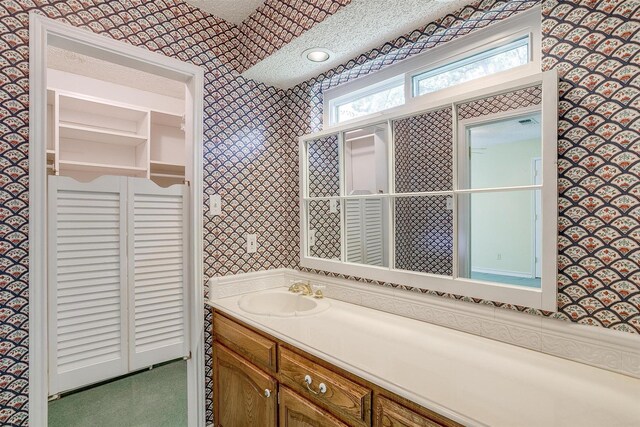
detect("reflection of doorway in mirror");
top-left (344, 126), bottom-right (388, 195)
top-left (463, 111), bottom-right (542, 289)
top-left (342, 125), bottom-right (389, 267)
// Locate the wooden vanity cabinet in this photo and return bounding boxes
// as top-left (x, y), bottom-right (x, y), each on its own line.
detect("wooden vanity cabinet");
top-left (213, 343), bottom-right (277, 427)
top-left (211, 309), bottom-right (460, 427)
top-left (373, 396), bottom-right (444, 427)
top-left (213, 311), bottom-right (277, 373)
top-left (279, 347), bottom-right (371, 426)
top-left (280, 386), bottom-right (350, 427)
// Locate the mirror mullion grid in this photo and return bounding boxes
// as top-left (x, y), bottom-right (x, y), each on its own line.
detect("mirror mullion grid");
top-left (338, 132), bottom-right (346, 263)
top-left (301, 139), bottom-right (309, 259)
top-left (387, 119), bottom-right (395, 270)
top-left (451, 103), bottom-right (459, 280)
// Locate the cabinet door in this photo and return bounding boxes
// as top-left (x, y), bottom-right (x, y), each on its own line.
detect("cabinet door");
top-left (279, 386), bottom-right (350, 427)
top-left (374, 396), bottom-right (445, 427)
top-left (213, 343), bottom-right (277, 427)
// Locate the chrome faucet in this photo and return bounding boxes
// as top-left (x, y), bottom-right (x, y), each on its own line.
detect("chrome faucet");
top-left (288, 280), bottom-right (313, 296)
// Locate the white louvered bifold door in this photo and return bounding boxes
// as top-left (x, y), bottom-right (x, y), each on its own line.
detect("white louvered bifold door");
top-left (128, 178), bottom-right (189, 370)
top-left (48, 176), bottom-right (128, 394)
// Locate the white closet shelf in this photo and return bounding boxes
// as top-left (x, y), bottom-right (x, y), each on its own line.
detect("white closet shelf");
top-left (151, 110), bottom-right (183, 127)
top-left (59, 94), bottom-right (149, 122)
top-left (59, 160), bottom-right (147, 176)
top-left (150, 160), bottom-right (185, 175)
top-left (150, 173), bottom-right (184, 180)
top-left (59, 123), bottom-right (148, 146)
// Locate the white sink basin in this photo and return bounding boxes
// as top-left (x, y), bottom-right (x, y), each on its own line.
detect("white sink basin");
top-left (238, 289), bottom-right (330, 317)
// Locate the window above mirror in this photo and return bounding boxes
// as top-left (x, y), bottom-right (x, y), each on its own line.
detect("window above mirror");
top-left (301, 71), bottom-right (558, 311)
top-left (323, 7), bottom-right (541, 127)
top-left (412, 36), bottom-right (530, 97)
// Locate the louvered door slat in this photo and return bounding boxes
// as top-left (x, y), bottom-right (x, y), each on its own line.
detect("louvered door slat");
top-left (128, 178), bottom-right (188, 370)
top-left (363, 199), bottom-right (384, 266)
top-left (48, 176), bottom-right (128, 395)
top-left (345, 199), bottom-right (363, 263)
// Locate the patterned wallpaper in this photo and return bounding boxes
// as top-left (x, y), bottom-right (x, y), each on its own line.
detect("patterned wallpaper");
top-left (306, 134), bottom-right (341, 260)
top-left (308, 199), bottom-right (341, 259)
top-left (0, 0), bottom-right (638, 425)
top-left (0, 0), bottom-right (298, 424)
top-left (394, 107), bottom-right (453, 193)
top-left (395, 196), bottom-right (454, 276)
top-left (457, 85), bottom-right (543, 120)
top-left (393, 108), bottom-right (454, 275)
top-left (544, 0), bottom-right (639, 332)
top-left (287, 0), bottom-right (639, 335)
top-left (307, 134), bottom-right (340, 197)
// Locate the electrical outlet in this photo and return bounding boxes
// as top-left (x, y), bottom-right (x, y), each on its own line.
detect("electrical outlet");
top-left (446, 197), bottom-right (453, 210)
top-left (309, 229), bottom-right (316, 247)
top-left (329, 199), bottom-right (338, 213)
top-left (209, 194), bottom-right (221, 216)
top-left (247, 234), bottom-right (257, 254)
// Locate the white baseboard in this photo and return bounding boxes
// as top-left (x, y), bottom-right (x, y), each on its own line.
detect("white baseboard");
top-left (471, 267), bottom-right (533, 278)
top-left (208, 268), bottom-right (640, 379)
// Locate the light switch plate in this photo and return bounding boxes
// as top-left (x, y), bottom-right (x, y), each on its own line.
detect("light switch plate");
top-left (246, 234), bottom-right (257, 254)
top-left (309, 229), bottom-right (316, 247)
top-left (329, 199), bottom-right (338, 213)
top-left (209, 194), bottom-right (222, 216)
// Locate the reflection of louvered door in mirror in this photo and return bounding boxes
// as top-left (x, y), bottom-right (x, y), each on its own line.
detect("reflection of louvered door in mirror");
top-left (48, 175), bottom-right (129, 394)
top-left (127, 178), bottom-right (189, 370)
top-left (345, 198), bottom-right (384, 266)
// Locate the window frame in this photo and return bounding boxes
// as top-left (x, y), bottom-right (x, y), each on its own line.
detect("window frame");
top-left (328, 75), bottom-right (405, 125)
top-left (322, 6), bottom-right (542, 128)
top-left (301, 70), bottom-right (558, 311)
top-left (410, 35), bottom-right (531, 97)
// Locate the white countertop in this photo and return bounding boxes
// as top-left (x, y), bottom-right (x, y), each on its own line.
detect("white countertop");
top-left (208, 288), bottom-right (640, 427)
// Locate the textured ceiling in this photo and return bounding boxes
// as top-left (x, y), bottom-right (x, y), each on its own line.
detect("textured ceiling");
top-left (241, 0), bottom-right (473, 88)
top-left (184, 0), bottom-right (266, 25)
top-left (470, 112), bottom-right (542, 147)
top-left (47, 47), bottom-right (185, 99)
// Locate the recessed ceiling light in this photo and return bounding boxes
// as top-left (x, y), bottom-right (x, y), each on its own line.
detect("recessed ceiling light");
top-left (303, 48), bottom-right (332, 63)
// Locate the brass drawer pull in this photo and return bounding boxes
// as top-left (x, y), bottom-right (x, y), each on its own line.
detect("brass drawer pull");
top-left (304, 374), bottom-right (327, 395)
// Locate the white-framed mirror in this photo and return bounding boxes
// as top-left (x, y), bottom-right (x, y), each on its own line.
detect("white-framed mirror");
top-left (299, 71), bottom-right (558, 311)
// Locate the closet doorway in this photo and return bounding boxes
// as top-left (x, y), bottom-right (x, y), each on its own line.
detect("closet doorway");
top-left (29, 14), bottom-right (204, 427)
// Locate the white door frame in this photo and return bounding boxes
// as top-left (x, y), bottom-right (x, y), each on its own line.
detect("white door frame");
top-left (28, 13), bottom-right (205, 427)
top-left (532, 157), bottom-right (542, 278)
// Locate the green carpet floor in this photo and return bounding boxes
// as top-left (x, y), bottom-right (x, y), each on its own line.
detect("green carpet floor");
top-left (48, 360), bottom-right (187, 427)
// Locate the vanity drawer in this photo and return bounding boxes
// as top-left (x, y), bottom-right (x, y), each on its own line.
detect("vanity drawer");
top-left (373, 396), bottom-right (448, 427)
top-left (213, 311), bottom-right (277, 372)
top-left (279, 347), bottom-right (371, 427)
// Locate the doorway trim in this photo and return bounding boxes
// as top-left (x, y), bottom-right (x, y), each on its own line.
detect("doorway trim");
top-left (532, 157), bottom-right (542, 279)
top-left (28, 14), bottom-right (205, 426)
